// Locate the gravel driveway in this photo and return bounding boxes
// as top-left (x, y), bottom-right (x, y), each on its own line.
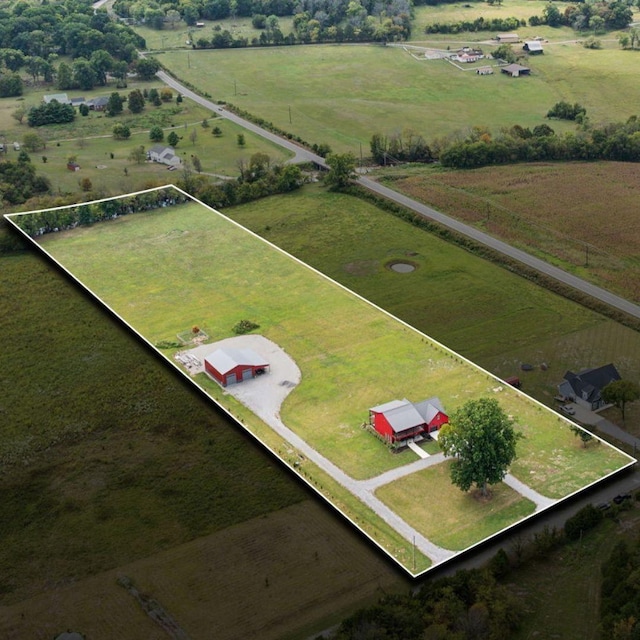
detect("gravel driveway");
top-left (177, 335), bottom-right (301, 424)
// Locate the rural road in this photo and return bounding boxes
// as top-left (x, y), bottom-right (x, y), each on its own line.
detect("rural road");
top-left (155, 66), bottom-right (640, 320)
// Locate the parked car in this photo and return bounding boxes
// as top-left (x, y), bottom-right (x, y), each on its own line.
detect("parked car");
top-left (560, 405), bottom-right (576, 415)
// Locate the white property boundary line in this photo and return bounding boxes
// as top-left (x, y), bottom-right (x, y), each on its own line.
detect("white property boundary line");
top-left (5, 184), bottom-right (636, 578)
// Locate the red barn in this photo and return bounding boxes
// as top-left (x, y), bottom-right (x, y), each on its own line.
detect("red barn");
top-left (369, 397), bottom-right (448, 444)
top-left (204, 348), bottom-right (269, 387)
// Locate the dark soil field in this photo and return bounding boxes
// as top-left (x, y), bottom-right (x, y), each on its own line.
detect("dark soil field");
top-left (379, 161), bottom-right (640, 302)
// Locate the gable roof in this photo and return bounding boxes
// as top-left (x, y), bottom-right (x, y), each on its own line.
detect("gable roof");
top-left (370, 397), bottom-right (446, 433)
top-left (44, 93), bottom-right (70, 104)
top-left (88, 96), bottom-right (110, 107)
top-left (524, 40), bottom-right (543, 52)
top-left (502, 63), bottom-right (530, 73)
top-left (205, 348), bottom-right (268, 375)
top-left (562, 364), bottom-right (621, 403)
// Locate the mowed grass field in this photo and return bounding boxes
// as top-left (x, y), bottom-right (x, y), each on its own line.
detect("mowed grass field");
top-left (227, 183), bottom-right (640, 415)
top-left (156, 37), bottom-right (640, 154)
top-left (378, 161), bottom-right (640, 302)
top-left (28, 192), bottom-right (632, 556)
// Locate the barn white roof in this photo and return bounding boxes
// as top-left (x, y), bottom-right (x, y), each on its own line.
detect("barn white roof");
top-left (205, 348), bottom-right (268, 375)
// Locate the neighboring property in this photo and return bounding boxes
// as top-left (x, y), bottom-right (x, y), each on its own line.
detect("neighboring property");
top-left (476, 66), bottom-right (493, 76)
top-left (44, 93), bottom-right (71, 105)
top-left (147, 144), bottom-right (182, 167)
top-left (88, 96), bottom-right (110, 111)
top-left (70, 97), bottom-right (86, 107)
top-left (369, 397), bottom-right (448, 445)
top-left (501, 63), bottom-right (531, 77)
top-left (67, 161), bottom-right (80, 171)
top-left (204, 347), bottom-right (269, 386)
top-left (453, 47), bottom-right (484, 63)
top-left (523, 40), bottom-right (544, 54)
top-left (496, 33), bottom-right (520, 43)
top-left (558, 364), bottom-right (622, 411)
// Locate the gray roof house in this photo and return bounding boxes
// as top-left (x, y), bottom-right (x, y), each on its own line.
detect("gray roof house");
top-left (369, 397), bottom-right (449, 443)
top-left (558, 364), bottom-right (621, 411)
top-left (88, 96), bottom-right (110, 110)
top-left (44, 93), bottom-right (71, 104)
top-left (147, 144), bottom-right (181, 167)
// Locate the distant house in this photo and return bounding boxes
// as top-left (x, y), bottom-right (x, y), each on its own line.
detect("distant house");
top-left (44, 93), bottom-right (71, 105)
top-left (496, 33), bottom-right (519, 43)
top-left (196, 21), bottom-right (205, 27)
top-left (147, 144), bottom-right (182, 167)
top-left (88, 96), bottom-right (109, 111)
top-left (454, 47), bottom-right (484, 63)
top-left (204, 348), bottom-right (269, 386)
top-left (67, 161), bottom-right (80, 171)
top-left (558, 364), bottom-right (622, 411)
top-left (369, 397), bottom-right (448, 444)
top-left (476, 66), bottom-right (493, 75)
top-left (523, 41), bottom-right (544, 54)
top-left (70, 97), bottom-right (87, 107)
top-left (501, 63), bottom-right (531, 77)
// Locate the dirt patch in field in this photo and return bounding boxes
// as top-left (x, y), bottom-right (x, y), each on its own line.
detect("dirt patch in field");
top-left (0, 502), bottom-right (403, 640)
top-left (344, 260), bottom-right (379, 276)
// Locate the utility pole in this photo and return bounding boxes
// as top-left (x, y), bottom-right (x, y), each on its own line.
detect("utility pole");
top-left (585, 243), bottom-right (589, 267)
top-left (288, 105), bottom-right (291, 124)
top-left (234, 80), bottom-right (237, 96)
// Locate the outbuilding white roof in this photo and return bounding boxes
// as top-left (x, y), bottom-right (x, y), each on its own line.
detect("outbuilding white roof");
top-left (205, 348), bottom-right (268, 375)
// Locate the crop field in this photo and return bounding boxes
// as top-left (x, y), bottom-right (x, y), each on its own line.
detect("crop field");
top-left (156, 37), bottom-right (640, 154)
top-left (378, 161), bottom-right (640, 302)
top-left (12, 187), bottom-right (633, 574)
top-left (0, 251), bottom-right (311, 606)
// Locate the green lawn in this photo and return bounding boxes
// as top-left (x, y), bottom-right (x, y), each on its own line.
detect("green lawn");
top-left (375, 460), bottom-right (536, 550)
top-left (226, 183), bottom-right (640, 418)
top-left (155, 37), bottom-right (640, 154)
top-left (0, 81), bottom-right (291, 199)
top-left (22, 189), bottom-right (632, 561)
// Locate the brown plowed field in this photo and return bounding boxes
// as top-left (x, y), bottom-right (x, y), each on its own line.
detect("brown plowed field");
top-left (0, 501), bottom-right (402, 640)
top-left (384, 162), bottom-right (640, 301)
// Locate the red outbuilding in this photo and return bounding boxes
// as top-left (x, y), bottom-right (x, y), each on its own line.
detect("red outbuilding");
top-left (204, 347), bottom-right (269, 387)
top-left (369, 397), bottom-right (448, 444)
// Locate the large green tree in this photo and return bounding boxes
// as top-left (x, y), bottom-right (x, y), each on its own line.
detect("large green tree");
top-left (602, 380), bottom-right (640, 421)
top-left (439, 397), bottom-right (521, 497)
top-left (127, 88), bottom-right (145, 113)
top-left (324, 152), bottom-right (357, 190)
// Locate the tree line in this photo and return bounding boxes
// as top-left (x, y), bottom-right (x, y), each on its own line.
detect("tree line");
top-left (424, 0), bottom-right (634, 35)
top-left (114, 0), bottom-right (412, 43)
top-left (0, 0), bottom-right (146, 97)
top-left (12, 188), bottom-right (190, 237)
top-left (437, 116), bottom-right (640, 169)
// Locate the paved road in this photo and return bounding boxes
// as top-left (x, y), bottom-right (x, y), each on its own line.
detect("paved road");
top-left (156, 67), bottom-right (640, 320)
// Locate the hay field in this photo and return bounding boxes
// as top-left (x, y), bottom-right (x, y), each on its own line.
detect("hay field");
top-left (0, 501), bottom-right (402, 640)
top-left (23, 190), bottom-right (632, 566)
top-left (156, 39), bottom-right (640, 154)
top-left (380, 161), bottom-right (640, 302)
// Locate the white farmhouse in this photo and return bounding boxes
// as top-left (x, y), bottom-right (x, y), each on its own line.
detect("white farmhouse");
top-left (147, 144), bottom-right (182, 167)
